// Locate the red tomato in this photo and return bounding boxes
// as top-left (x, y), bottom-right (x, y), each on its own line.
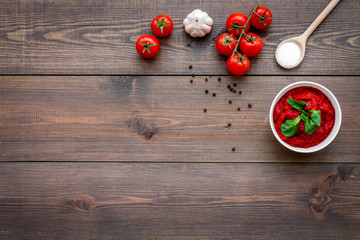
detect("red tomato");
top-left (226, 13), bottom-right (250, 36)
top-left (250, 6), bottom-right (272, 29)
top-left (216, 33), bottom-right (238, 56)
top-left (136, 35), bottom-right (160, 58)
top-left (227, 53), bottom-right (250, 76)
top-left (239, 33), bottom-right (263, 57)
top-left (151, 15), bottom-right (173, 37)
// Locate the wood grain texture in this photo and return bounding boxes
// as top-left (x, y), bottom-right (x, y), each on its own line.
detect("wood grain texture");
top-left (0, 162), bottom-right (358, 240)
top-left (1, 76), bottom-right (359, 162)
top-left (0, 0), bottom-right (359, 75)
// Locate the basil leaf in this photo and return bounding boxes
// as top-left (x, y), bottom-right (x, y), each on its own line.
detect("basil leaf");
top-left (281, 115), bottom-right (301, 137)
top-left (309, 110), bottom-right (321, 126)
top-left (300, 111), bottom-right (309, 121)
top-left (298, 100), bottom-right (307, 109)
top-left (287, 98), bottom-right (307, 111)
top-left (305, 118), bottom-right (317, 135)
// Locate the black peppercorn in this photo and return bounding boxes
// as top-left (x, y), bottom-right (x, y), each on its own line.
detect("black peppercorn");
top-left (232, 147), bottom-right (235, 151)
top-left (229, 100), bottom-right (232, 104)
top-left (205, 90), bottom-right (208, 94)
top-left (189, 65), bottom-right (192, 69)
top-left (233, 89), bottom-right (236, 93)
top-left (213, 93), bottom-right (216, 97)
top-left (205, 78), bottom-right (208, 82)
top-left (237, 107), bottom-right (240, 111)
top-left (190, 79), bottom-right (193, 83)
top-left (218, 77), bottom-right (221, 81)
top-left (239, 90), bottom-right (242, 94)
top-left (233, 83), bottom-right (237, 87)
top-left (230, 87), bottom-right (233, 91)
top-left (204, 108), bottom-right (207, 112)
top-left (248, 103), bottom-right (252, 108)
top-left (227, 85), bottom-right (231, 89)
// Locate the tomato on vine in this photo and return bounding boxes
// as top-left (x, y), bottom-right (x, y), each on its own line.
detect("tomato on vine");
top-left (227, 53), bottom-right (250, 76)
top-left (216, 33), bottom-right (238, 56)
top-left (249, 6), bottom-right (272, 29)
top-left (239, 33), bottom-right (263, 57)
top-left (136, 35), bottom-right (160, 58)
top-left (226, 13), bottom-right (250, 36)
top-left (151, 15), bottom-right (173, 37)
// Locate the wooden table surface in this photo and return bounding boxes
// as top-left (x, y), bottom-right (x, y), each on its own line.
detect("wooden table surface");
top-left (0, 0), bottom-right (359, 239)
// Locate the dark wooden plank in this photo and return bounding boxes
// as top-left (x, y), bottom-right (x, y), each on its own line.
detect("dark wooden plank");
top-left (0, 162), bottom-right (358, 239)
top-left (1, 76), bottom-right (359, 162)
top-left (0, 0), bottom-right (359, 75)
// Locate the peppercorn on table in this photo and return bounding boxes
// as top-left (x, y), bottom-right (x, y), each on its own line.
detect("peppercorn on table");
top-left (0, 0), bottom-right (359, 239)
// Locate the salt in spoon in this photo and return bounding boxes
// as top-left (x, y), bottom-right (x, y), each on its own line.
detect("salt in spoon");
top-left (275, 0), bottom-right (341, 69)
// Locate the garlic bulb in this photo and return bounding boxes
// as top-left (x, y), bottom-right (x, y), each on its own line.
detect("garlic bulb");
top-left (183, 9), bottom-right (213, 37)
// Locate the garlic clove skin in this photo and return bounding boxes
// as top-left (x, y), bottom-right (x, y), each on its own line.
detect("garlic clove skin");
top-left (196, 11), bottom-right (213, 26)
top-left (189, 25), bottom-right (211, 37)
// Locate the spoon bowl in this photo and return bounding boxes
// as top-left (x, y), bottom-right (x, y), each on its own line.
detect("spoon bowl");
top-left (275, 36), bottom-right (306, 69)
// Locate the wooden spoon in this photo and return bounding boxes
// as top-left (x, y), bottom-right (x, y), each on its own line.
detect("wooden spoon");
top-left (275, 0), bottom-right (341, 69)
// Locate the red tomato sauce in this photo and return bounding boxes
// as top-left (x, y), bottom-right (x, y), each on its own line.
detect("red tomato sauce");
top-left (273, 86), bottom-right (335, 148)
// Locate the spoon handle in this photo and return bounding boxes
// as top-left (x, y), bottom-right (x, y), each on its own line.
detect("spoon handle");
top-left (302, 0), bottom-right (341, 40)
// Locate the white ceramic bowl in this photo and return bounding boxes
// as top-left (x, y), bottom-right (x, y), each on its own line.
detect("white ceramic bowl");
top-left (269, 81), bottom-right (342, 153)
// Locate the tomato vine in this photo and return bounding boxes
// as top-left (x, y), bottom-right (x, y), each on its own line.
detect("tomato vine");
top-left (231, 3), bottom-right (260, 57)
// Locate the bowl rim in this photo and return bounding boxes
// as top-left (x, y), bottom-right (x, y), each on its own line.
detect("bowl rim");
top-left (269, 81), bottom-right (342, 153)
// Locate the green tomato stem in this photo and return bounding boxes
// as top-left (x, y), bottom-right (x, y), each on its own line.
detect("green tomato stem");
top-left (231, 3), bottom-right (260, 58)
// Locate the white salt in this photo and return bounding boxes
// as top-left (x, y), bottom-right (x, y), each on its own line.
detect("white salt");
top-left (277, 41), bottom-right (301, 68)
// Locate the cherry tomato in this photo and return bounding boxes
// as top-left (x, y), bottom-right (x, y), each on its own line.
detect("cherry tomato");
top-left (227, 53), bottom-right (250, 76)
top-left (239, 33), bottom-right (263, 57)
top-left (216, 33), bottom-right (238, 56)
top-left (226, 13), bottom-right (250, 37)
top-left (250, 6), bottom-right (272, 29)
top-left (136, 35), bottom-right (160, 58)
top-left (151, 15), bottom-right (173, 37)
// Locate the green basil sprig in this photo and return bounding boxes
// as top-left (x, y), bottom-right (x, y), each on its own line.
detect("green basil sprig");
top-left (281, 98), bottom-right (321, 137)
